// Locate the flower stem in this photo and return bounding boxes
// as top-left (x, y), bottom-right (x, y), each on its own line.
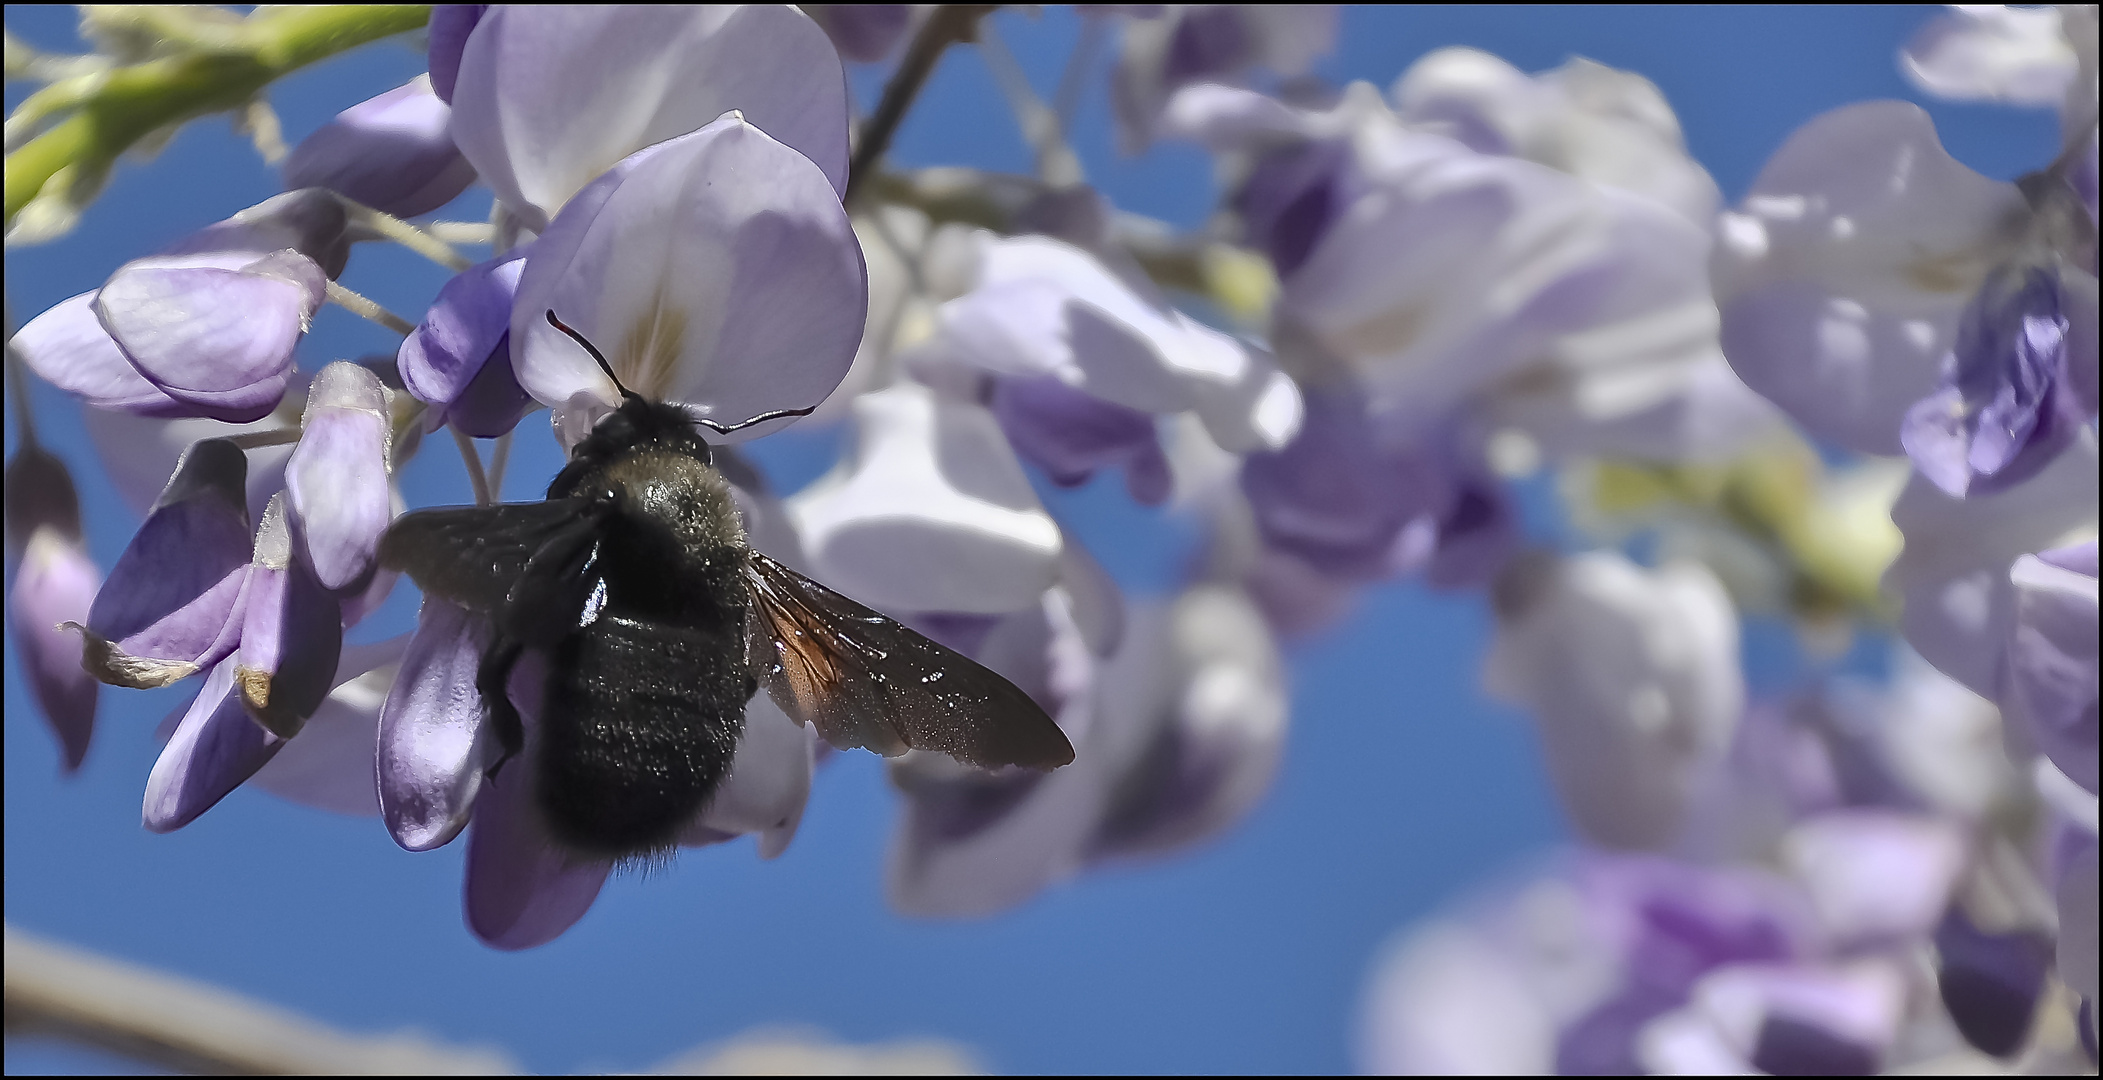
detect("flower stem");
top-left (844, 5), bottom-right (996, 208)
top-left (225, 427), bottom-right (304, 450)
top-left (452, 427), bottom-right (492, 507)
top-left (340, 196), bottom-right (473, 271)
top-left (324, 281), bottom-right (416, 336)
top-left (976, 19), bottom-right (1082, 187)
top-left (486, 430), bottom-right (513, 502)
top-left (5, 5), bottom-right (430, 234)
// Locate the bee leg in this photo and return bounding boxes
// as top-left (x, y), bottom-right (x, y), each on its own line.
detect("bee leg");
top-left (477, 639), bottom-right (526, 778)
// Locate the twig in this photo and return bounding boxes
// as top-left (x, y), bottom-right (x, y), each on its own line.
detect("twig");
top-left (324, 281), bottom-right (416, 336)
top-left (844, 5), bottom-right (996, 208)
top-left (340, 197), bottom-right (473, 271)
top-left (451, 428), bottom-right (491, 507)
top-left (976, 18), bottom-right (1082, 187)
top-left (225, 427), bottom-right (303, 451)
top-left (3, 923), bottom-right (515, 1075)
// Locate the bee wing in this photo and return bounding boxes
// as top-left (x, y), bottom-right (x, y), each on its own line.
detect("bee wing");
top-left (378, 498), bottom-right (609, 637)
top-left (742, 552), bottom-right (1075, 770)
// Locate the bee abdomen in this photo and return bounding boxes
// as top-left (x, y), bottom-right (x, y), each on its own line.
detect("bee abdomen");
top-left (536, 614), bottom-right (749, 859)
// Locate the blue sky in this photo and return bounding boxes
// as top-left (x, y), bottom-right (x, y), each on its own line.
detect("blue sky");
top-left (2, 6), bottom-right (2060, 1074)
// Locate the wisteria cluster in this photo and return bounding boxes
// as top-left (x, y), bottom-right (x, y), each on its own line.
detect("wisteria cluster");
top-left (3, 4), bottom-right (2096, 1074)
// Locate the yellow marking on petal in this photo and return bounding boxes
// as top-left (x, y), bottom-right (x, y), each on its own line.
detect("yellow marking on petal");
top-left (615, 285), bottom-right (690, 403)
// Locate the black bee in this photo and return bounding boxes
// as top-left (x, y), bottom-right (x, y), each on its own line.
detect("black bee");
top-left (378, 312), bottom-right (1073, 860)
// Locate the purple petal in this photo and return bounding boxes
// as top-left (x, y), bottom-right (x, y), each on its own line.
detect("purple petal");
top-left (9, 530), bottom-right (102, 771)
top-left (1780, 811), bottom-right (1967, 944)
top-left (378, 597), bottom-right (495, 851)
top-left (1240, 383), bottom-right (1441, 579)
top-left (235, 496), bottom-right (344, 738)
top-left (991, 374), bottom-right (1170, 503)
top-left (803, 4), bottom-right (911, 63)
top-left (1934, 907), bottom-right (2053, 1057)
top-left (399, 250), bottom-right (526, 406)
top-left (449, 4), bottom-right (848, 228)
top-left (167, 189), bottom-right (353, 279)
top-left (1713, 102), bottom-right (2026, 455)
top-left (1887, 438), bottom-right (2098, 695)
top-left (285, 362), bottom-right (394, 592)
top-left (425, 5), bottom-right (488, 104)
top-left (143, 657), bottom-right (285, 832)
top-left (2002, 546), bottom-right (2099, 793)
top-left (1424, 474), bottom-right (1518, 590)
top-left (281, 75), bottom-right (476, 219)
top-left (510, 114), bottom-right (865, 441)
top-left (94, 253), bottom-right (324, 423)
top-left (8, 292), bottom-right (187, 415)
top-left (1235, 139), bottom-right (1351, 278)
top-left (464, 768), bottom-right (613, 950)
top-left (1901, 265), bottom-right (2082, 496)
top-left (248, 637), bottom-right (408, 816)
top-left (5, 443), bottom-right (82, 557)
top-left (82, 439), bottom-right (253, 687)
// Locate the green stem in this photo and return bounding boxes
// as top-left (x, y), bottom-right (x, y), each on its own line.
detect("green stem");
top-left (5, 5), bottom-right (429, 229)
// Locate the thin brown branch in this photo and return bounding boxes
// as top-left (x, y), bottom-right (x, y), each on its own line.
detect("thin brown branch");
top-left (844, 5), bottom-right (996, 208)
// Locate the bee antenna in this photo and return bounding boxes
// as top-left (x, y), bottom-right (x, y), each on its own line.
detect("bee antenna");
top-left (691, 404), bottom-right (820, 437)
top-left (545, 310), bottom-right (639, 401)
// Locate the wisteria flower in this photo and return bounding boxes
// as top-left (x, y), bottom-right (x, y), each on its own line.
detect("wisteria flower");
top-left (2000, 540), bottom-right (2099, 793)
top-left (1482, 552), bottom-right (1743, 850)
top-left (1110, 5), bottom-right (1339, 153)
top-left (281, 74), bottom-right (477, 219)
top-left (1901, 5), bottom-right (2084, 109)
top-left (446, 4), bottom-right (850, 231)
top-left (6, 445), bottom-right (101, 770)
top-left (9, 189), bottom-right (346, 423)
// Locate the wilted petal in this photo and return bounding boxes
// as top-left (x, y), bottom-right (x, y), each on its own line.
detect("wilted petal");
top-left (1714, 101), bottom-right (2025, 455)
top-left (1934, 906), bottom-right (2053, 1058)
top-left (1887, 436), bottom-right (2098, 696)
top-left (285, 362), bottom-right (394, 591)
top-left (463, 653), bottom-right (611, 950)
top-left (282, 75), bottom-right (476, 218)
top-left (1901, 264), bottom-right (2086, 496)
top-left (235, 495), bottom-right (344, 738)
top-left (2002, 543), bottom-right (2099, 793)
top-left (510, 114), bottom-right (865, 441)
top-left (450, 4), bottom-right (848, 229)
top-left (789, 383), bottom-right (1061, 615)
top-left (9, 292), bottom-right (187, 415)
top-left (80, 439), bottom-right (253, 687)
top-left (398, 249), bottom-right (531, 435)
top-left (249, 637), bottom-right (409, 815)
top-left (1902, 6), bottom-right (2080, 107)
top-left (95, 250), bottom-right (325, 424)
top-left (378, 597), bottom-right (495, 851)
top-left (143, 656), bottom-right (283, 832)
top-left (9, 530), bottom-right (101, 770)
top-left (696, 691), bottom-right (814, 859)
top-left (803, 4), bottom-right (911, 63)
top-left (1780, 810), bottom-right (1967, 945)
top-left (1483, 553), bottom-right (1742, 850)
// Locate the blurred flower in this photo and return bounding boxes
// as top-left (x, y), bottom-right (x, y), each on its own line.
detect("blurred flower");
top-left (1483, 552), bottom-right (1742, 850)
top-left (280, 74), bottom-right (477, 219)
top-left (1111, 5), bottom-right (1339, 153)
top-left (1779, 809), bottom-right (1967, 947)
top-left (1901, 5), bottom-right (2083, 109)
top-left (5, 445), bottom-right (100, 771)
top-left (1358, 854), bottom-right (1808, 1074)
top-left (2001, 540), bottom-right (2099, 794)
top-left (1886, 435), bottom-right (2097, 698)
top-left (1636, 958), bottom-right (1908, 1075)
top-left (803, 4), bottom-right (914, 64)
top-left (446, 4), bottom-right (849, 231)
top-left (1933, 905), bottom-right (2055, 1059)
top-left (789, 382), bottom-right (1063, 616)
top-left (509, 113), bottom-right (866, 446)
top-left (10, 190), bottom-right (346, 423)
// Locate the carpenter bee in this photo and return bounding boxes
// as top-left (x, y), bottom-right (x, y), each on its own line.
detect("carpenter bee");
top-left (378, 312), bottom-right (1073, 860)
